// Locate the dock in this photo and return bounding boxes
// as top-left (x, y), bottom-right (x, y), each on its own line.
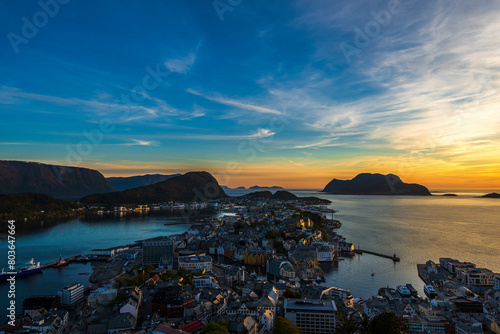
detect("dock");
top-left (354, 249), bottom-right (400, 261)
top-left (40, 254), bottom-right (105, 269)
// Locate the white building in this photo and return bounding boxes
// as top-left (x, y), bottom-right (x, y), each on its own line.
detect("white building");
top-left (193, 275), bottom-right (218, 289)
top-left (457, 268), bottom-right (496, 289)
top-left (58, 283), bottom-right (84, 308)
top-left (88, 286), bottom-right (117, 306)
top-left (178, 255), bottom-right (212, 272)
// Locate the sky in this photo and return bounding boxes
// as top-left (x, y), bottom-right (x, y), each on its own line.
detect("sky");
top-left (1, 0), bottom-right (499, 190)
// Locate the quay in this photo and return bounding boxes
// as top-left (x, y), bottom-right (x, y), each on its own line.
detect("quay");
top-left (40, 254), bottom-right (106, 269)
top-left (354, 249), bottom-right (400, 261)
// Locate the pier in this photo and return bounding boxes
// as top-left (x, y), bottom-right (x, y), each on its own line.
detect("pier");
top-left (354, 249), bottom-right (400, 262)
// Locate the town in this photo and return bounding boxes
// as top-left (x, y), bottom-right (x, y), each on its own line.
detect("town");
top-left (2, 195), bottom-right (500, 334)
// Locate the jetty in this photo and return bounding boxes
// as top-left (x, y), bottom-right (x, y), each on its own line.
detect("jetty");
top-left (354, 249), bottom-right (400, 262)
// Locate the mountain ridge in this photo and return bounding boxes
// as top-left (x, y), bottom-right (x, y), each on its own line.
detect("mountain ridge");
top-left (81, 171), bottom-right (227, 205)
top-left (107, 174), bottom-right (181, 191)
top-left (0, 160), bottom-right (115, 198)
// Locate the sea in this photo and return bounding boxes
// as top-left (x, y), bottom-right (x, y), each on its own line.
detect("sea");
top-left (1, 189), bottom-right (499, 319)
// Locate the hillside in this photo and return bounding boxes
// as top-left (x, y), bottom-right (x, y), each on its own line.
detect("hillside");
top-left (81, 171), bottom-right (227, 205)
top-left (107, 174), bottom-right (181, 191)
top-left (323, 173), bottom-right (431, 196)
top-left (0, 160), bottom-right (115, 198)
top-left (0, 193), bottom-right (79, 221)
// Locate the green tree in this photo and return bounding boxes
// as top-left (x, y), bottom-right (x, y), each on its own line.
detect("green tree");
top-left (273, 316), bottom-right (299, 334)
top-left (368, 312), bottom-right (409, 334)
top-left (334, 315), bottom-right (359, 334)
top-left (201, 321), bottom-right (229, 334)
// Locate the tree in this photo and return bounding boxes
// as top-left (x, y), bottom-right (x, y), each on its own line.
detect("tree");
top-left (334, 315), bottom-right (359, 334)
top-left (201, 321), bottom-right (229, 334)
top-left (367, 312), bottom-right (409, 334)
top-left (273, 317), bottom-right (299, 334)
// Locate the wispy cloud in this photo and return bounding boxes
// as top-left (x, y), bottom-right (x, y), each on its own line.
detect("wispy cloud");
top-left (187, 89), bottom-right (283, 115)
top-left (248, 128), bottom-right (276, 138)
top-left (165, 52), bottom-right (197, 74)
top-left (121, 139), bottom-right (160, 146)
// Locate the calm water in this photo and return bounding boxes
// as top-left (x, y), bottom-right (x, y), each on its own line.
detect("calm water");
top-left (1, 191), bottom-right (499, 318)
top-left (291, 190), bottom-right (500, 299)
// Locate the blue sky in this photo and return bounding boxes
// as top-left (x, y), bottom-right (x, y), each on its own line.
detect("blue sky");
top-left (1, 0), bottom-right (499, 189)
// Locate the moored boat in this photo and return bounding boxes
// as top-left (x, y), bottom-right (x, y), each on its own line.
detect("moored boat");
top-left (424, 284), bottom-right (437, 298)
top-left (0, 258), bottom-right (42, 280)
top-left (50, 255), bottom-right (69, 268)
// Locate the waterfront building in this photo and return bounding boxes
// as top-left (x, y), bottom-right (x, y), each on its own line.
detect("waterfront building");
top-left (57, 283), bottom-right (84, 308)
top-left (284, 299), bottom-right (337, 334)
top-left (439, 258), bottom-right (476, 274)
top-left (457, 268), bottom-right (496, 290)
top-left (178, 254), bottom-right (212, 272)
top-left (142, 236), bottom-right (175, 266)
top-left (494, 275), bottom-right (500, 290)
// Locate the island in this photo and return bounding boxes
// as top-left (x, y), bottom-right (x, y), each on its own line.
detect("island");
top-left (322, 173), bottom-right (431, 196)
top-left (481, 193), bottom-right (500, 198)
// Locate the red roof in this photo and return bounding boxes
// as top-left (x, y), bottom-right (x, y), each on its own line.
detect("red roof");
top-left (154, 324), bottom-right (189, 334)
top-left (182, 320), bottom-right (204, 333)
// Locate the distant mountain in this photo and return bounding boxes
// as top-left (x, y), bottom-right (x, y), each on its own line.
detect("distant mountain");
top-left (81, 171), bottom-right (227, 205)
top-left (0, 193), bottom-right (79, 220)
top-left (249, 185), bottom-right (283, 190)
top-left (323, 173), bottom-right (431, 196)
top-left (481, 193), bottom-right (500, 198)
top-left (0, 160), bottom-right (115, 198)
top-left (221, 186), bottom-right (247, 190)
top-left (442, 194), bottom-right (458, 197)
top-left (241, 190), bottom-right (331, 204)
top-left (107, 174), bottom-right (181, 191)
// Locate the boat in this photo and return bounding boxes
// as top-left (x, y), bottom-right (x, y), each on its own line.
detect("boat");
top-left (424, 284), bottom-right (437, 298)
top-left (0, 259), bottom-right (42, 280)
top-left (371, 272), bottom-right (375, 276)
top-left (406, 284), bottom-right (418, 296)
top-left (78, 272), bottom-right (89, 275)
top-left (315, 277), bottom-right (326, 282)
top-left (397, 285), bottom-right (411, 297)
top-left (50, 255), bottom-right (68, 268)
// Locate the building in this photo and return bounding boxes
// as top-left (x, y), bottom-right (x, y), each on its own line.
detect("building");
top-left (494, 275), bottom-right (500, 289)
top-left (193, 275), bottom-right (218, 289)
top-left (439, 258), bottom-right (476, 274)
top-left (88, 286), bottom-right (118, 306)
top-left (457, 268), bottom-right (496, 290)
top-left (407, 316), bottom-right (451, 334)
top-left (284, 299), bottom-right (337, 334)
top-left (226, 265), bottom-right (246, 285)
top-left (22, 309), bottom-right (69, 334)
top-left (178, 254), bottom-right (212, 272)
top-left (143, 236), bottom-right (175, 266)
top-left (58, 283), bottom-right (84, 308)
